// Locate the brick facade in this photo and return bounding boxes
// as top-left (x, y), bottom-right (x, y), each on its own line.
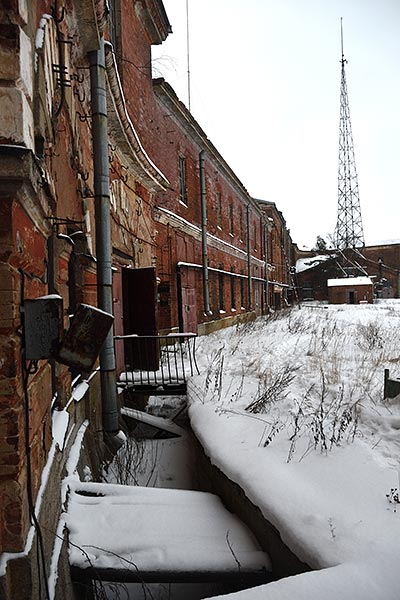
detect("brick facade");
top-left (0, 1), bottom-right (296, 596)
top-left (257, 200), bottom-right (295, 308)
top-left (328, 278), bottom-right (374, 304)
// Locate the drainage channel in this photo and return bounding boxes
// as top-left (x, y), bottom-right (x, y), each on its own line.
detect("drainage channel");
top-left (98, 394), bottom-right (271, 600)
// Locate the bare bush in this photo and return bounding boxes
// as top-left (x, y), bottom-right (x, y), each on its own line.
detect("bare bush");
top-left (286, 310), bottom-right (308, 335)
top-left (103, 435), bottom-right (147, 486)
top-left (295, 380), bottom-right (361, 462)
top-left (204, 345), bottom-right (225, 402)
top-left (245, 364), bottom-right (298, 413)
top-left (356, 320), bottom-right (384, 351)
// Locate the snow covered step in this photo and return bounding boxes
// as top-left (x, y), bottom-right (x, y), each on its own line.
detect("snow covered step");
top-left (65, 480), bottom-right (271, 584)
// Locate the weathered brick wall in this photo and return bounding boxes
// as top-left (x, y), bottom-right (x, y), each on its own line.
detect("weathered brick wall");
top-left (0, 0), bottom-right (298, 593)
top-left (328, 284), bottom-right (373, 304)
top-left (0, 187), bottom-right (52, 553)
top-left (111, 0), bottom-right (281, 332)
top-left (0, 0), bottom-right (103, 567)
top-left (258, 201), bottom-right (293, 307)
top-left (149, 82), bottom-right (271, 329)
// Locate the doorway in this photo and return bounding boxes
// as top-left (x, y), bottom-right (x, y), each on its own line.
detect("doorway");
top-left (113, 265), bottom-right (159, 372)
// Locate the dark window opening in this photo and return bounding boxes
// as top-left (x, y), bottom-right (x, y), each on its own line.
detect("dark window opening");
top-left (240, 270), bottom-right (245, 308)
top-left (217, 192), bottom-right (222, 228)
top-left (229, 203), bottom-right (234, 235)
top-left (218, 265), bottom-right (225, 311)
top-left (178, 155), bottom-right (188, 205)
top-left (230, 268), bottom-right (236, 309)
top-left (239, 208), bottom-right (244, 240)
top-left (303, 285), bottom-right (314, 300)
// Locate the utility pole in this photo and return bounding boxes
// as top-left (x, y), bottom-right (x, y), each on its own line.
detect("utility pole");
top-left (333, 18), bottom-right (365, 250)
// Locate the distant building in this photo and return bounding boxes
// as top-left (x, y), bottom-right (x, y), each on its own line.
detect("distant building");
top-left (295, 243), bottom-right (400, 301)
top-left (256, 200), bottom-right (295, 308)
top-left (327, 277), bottom-right (374, 304)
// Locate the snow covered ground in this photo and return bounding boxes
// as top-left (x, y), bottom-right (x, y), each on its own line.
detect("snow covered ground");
top-left (186, 300), bottom-right (400, 599)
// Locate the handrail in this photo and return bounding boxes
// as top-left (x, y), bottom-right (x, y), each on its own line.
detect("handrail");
top-left (114, 333), bottom-right (199, 394)
top-left (114, 332), bottom-right (197, 340)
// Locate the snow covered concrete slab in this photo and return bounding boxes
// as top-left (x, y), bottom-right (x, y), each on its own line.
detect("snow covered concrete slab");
top-left (65, 481), bottom-right (271, 582)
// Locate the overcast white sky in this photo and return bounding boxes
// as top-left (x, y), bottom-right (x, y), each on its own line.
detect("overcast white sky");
top-left (152, 0), bottom-right (400, 249)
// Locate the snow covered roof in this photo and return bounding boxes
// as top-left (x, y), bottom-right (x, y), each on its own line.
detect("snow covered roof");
top-left (296, 254), bottom-right (332, 273)
top-left (365, 239), bottom-right (400, 247)
top-left (327, 276), bottom-right (373, 287)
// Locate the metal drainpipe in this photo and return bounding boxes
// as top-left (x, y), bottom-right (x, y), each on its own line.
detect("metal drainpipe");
top-left (199, 150), bottom-right (212, 316)
top-left (89, 37), bottom-right (119, 436)
top-left (264, 222), bottom-right (269, 311)
top-left (246, 205), bottom-right (252, 310)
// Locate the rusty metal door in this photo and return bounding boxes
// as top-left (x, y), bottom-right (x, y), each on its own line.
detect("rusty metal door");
top-left (182, 287), bottom-right (198, 334)
top-left (112, 264), bottom-right (125, 374)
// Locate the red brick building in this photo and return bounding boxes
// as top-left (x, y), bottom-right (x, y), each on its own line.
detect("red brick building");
top-left (0, 1), bottom-right (296, 596)
top-left (295, 244), bottom-right (400, 302)
top-left (257, 200), bottom-right (295, 308)
top-left (151, 79), bottom-right (270, 335)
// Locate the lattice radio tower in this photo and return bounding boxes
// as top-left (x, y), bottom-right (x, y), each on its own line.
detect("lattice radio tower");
top-left (333, 19), bottom-right (365, 250)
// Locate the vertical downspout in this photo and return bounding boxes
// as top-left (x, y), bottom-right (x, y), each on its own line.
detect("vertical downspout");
top-left (47, 235), bottom-right (57, 398)
top-left (89, 37), bottom-right (119, 435)
top-left (264, 222), bottom-right (269, 311)
top-left (199, 150), bottom-right (212, 316)
top-left (246, 205), bottom-right (252, 310)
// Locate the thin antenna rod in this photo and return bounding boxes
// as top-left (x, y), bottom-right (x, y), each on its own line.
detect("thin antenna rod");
top-left (340, 17), bottom-right (345, 64)
top-left (186, 0), bottom-right (191, 111)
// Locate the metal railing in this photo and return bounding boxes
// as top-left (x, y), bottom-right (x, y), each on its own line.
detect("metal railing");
top-left (114, 333), bottom-right (199, 394)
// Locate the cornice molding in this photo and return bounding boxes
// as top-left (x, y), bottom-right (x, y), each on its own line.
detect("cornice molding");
top-left (155, 206), bottom-right (265, 268)
top-left (104, 42), bottom-right (170, 193)
top-left (134, 0), bottom-right (172, 45)
top-left (153, 79), bottom-right (264, 218)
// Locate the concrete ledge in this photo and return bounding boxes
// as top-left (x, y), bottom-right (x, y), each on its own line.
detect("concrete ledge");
top-left (71, 566), bottom-right (270, 585)
top-left (192, 436), bottom-right (311, 580)
top-left (198, 311), bottom-right (257, 336)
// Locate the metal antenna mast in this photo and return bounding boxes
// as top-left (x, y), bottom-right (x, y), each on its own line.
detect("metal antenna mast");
top-left (334, 18), bottom-right (365, 249)
top-left (186, 0), bottom-right (191, 111)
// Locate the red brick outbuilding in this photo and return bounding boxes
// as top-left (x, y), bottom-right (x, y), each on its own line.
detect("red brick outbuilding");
top-left (327, 277), bottom-right (374, 304)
